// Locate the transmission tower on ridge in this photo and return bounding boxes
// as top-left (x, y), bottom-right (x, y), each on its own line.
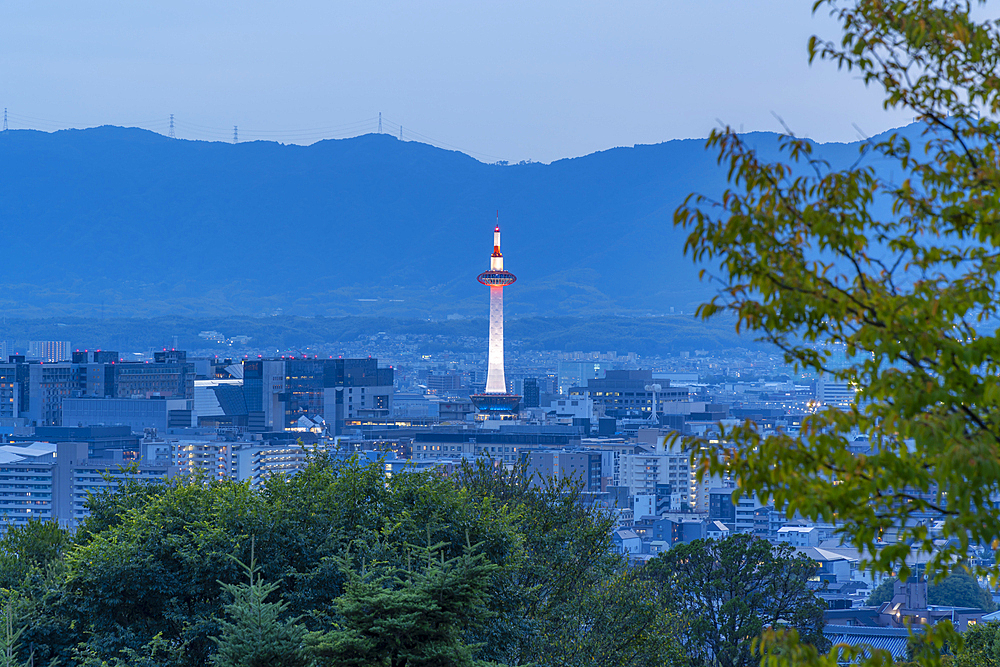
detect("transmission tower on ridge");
top-left (168, 114), bottom-right (175, 138)
top-left (399, 125), bottom-right (402, 140)
top-left (378, 112), bottom-right (382, 133)
top-left (2, 109), bottom-right (6, 132)
top-left (233, 125), bottom-right (238, 143)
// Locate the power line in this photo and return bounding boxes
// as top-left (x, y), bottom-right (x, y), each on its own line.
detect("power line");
top-left (380, 115), bottom-right (506, 162)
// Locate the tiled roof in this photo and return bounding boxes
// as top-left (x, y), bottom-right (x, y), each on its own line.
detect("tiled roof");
top-left (824, 625), bottom-right (914, 660)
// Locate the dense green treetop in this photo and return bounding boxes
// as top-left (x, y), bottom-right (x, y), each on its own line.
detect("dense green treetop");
top-left (644, 534), bottom-right (827, 667)
top-left (0, 455), bottom-right (689, 667)
top-left (951, 621), bottom-right (1000, 667)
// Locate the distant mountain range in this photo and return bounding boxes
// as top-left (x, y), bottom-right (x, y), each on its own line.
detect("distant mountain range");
top-left (0, 124), bottom-right (913, 318)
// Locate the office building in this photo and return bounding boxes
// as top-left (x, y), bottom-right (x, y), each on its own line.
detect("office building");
top-left (427, 372), bottom-right (461, 393)
top-left (709, 488), bottom-right (737, 527)
top-left (0, 440), bottom-right (177, 533)
top-left (557, 361), bottom-right (604, 394)
top-left (569, 370), bottom-right (688, 419)
top-left (520, 449), bottom-right (604, 492)
top-left (0, 442), bottom-right (57, 532)
top-left (25, 362), bottom-right (76, 426)
top-left (242, 357), bottom-right (393, 434)
top-left (0, 351), bottom-right (195, 428)
top-left (62, 397), bottom-right (193, 433)
top-left (522, 378), bottom-right (540, 408)
top-left (193, 379), bottom-right (248, 429)
top-left (72, 350), bottom-right (119, 364)
top-left (28, 341), bottom-right (71, 363)
top-left (32, 425), bottom-right (139, 458)
top-left (816, 375), bottom-right (856, 409)
top-left (114, 350), bottom-right (195, 399)
top-left (0, 363), bottom-right (22, 419)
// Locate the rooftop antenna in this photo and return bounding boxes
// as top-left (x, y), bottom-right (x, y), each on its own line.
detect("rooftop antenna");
top-left (168, 114), bottom-right (175, 138)
top-left (233, 125), bottom-right (238, 143)
top-left (378, 112), bottom-right (382, 134)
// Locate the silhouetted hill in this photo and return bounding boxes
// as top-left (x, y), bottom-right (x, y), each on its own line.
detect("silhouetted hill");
top-left (0, 125), bottom-right (908, 318)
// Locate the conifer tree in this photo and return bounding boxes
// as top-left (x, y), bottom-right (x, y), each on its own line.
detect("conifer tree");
top-left (305, 533), bottom-right (498, 667)
top-left (210, 538), bottom-right (307, 667)
top-left (0, 596), bottom-right (24, 667)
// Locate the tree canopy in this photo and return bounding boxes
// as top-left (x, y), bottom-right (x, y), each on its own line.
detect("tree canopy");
top-left (952, 621), bottom-right (1000, 667)
top-left (673, 0), bottom-right (1000, 663)
top-left (0, 455), bottom-right (685, 667)
top-left (644, 534), bottom-right (827, 667)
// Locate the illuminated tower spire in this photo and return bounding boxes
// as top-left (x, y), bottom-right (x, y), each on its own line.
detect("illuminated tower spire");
top-left (471, 222), bottom-right (520, 415)
top-left (484, 224), bottom-right (511, 393)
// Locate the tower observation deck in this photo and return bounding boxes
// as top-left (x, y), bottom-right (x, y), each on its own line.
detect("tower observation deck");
top-left (471, 225), bottom-right (521, 415)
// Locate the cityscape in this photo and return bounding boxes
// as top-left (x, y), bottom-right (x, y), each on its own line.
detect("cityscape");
top-left (0, 220), bottom-right (974, 658)
top-left (3, 2), bottom-right (1000, 666)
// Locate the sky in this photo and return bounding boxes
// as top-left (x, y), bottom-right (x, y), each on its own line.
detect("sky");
top-left (0, 1), bottom-right (919, 163)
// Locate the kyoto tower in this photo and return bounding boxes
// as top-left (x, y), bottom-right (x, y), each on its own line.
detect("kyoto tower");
top-left (470, 224), bottom-right (521, 415)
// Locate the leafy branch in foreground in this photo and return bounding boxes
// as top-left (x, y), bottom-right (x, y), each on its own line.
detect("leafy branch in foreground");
top-left (674, 0), bottom-right (1000, 664)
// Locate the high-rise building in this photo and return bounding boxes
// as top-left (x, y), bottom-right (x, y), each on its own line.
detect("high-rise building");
top-left (520, 449), bottom-right (604, 492)
top-left (236, 442), bottom-right (313, 489)
top-left (426, 372), bottom-right (462, 393)
top-left (172, 439), bottom-right (235, 482)
top-left (816, 374), bottom-right (856, 409)
top-left (522, 378), bottom-right (540, 408)
top-left (114, 350), bottom-right (195, 399)
top-left (0, 440), bottom-right (177, 533)
top-left (28, 341), bottom-right (71, 363)
top-left (242, 358), bottom-right (393, 433)
top-left (62, 397), bottom-right (194, 432)
top-left (72, 350), bottom-right (120, 364)
top-left (618, 432), bottom-right (696, 509)
top-left (470, 225), bottom-right (520, 415)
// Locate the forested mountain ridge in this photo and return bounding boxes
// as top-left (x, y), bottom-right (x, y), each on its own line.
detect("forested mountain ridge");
top-left (0, 124), bottom-right (910, 318)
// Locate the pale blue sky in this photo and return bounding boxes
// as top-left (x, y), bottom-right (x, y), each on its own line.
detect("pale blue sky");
top-left (1, 1), bottom-right (916, 162)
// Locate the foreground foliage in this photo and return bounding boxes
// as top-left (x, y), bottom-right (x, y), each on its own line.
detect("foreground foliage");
top-left (675, 0), bottom-right (1000, 663)
top-left (0, 456), bottom-right (690, 666)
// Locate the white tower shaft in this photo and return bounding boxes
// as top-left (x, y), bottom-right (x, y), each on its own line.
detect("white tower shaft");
top-left (485, 286), bottom-right (507, 393)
